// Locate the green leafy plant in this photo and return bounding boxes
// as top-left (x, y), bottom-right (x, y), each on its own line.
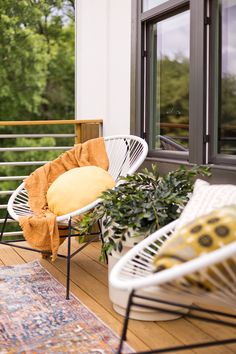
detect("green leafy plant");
top-left (75, 165), bottom-right (211, 263)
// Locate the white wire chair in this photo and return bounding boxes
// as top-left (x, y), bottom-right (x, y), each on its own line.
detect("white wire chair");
top-left (110, 219), bottom-right (236, 354)
top-left (1, 135), bottom-right (148, 299)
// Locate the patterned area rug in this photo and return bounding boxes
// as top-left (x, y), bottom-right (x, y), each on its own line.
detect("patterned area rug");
top-left (0, 260), bottom-right (134, 353)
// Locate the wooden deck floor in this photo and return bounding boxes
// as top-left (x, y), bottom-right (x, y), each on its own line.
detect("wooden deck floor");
top-left (1, 240), bottom-right (236, 354)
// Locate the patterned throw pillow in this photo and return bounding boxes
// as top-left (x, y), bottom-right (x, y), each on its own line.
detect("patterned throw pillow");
top-left (153, 206), bottom-right (236, 291)
top-left (176, 179), bottom-right (236, 230)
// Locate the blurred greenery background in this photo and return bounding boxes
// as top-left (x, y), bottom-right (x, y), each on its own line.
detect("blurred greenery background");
top-left (0, 0), bottom-right (75, 231)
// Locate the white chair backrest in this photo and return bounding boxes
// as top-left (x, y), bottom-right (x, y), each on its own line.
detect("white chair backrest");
top-left (104, 135), bottom-right (148, 180)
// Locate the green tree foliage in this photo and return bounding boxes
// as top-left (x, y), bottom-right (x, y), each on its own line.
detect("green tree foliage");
top-left (0, 0), bottom-right (75, 223)
top-left (42, 23), bottom-right (75, 119)
top-left (0, 3), bottom-right (48, 119)
top-left (0, 0), bottom-right (74, 121)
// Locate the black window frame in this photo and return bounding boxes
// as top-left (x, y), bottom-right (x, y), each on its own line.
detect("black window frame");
top-left (131, 0), bottom-right (236, 171)
top-left (209, 0), bottom-right (236, 166)
top-left (145, 4), bottom-right (190, 161)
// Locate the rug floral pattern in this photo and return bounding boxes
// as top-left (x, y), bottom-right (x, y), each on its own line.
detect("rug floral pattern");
top-left (0, 260), bottom-right (133, 353)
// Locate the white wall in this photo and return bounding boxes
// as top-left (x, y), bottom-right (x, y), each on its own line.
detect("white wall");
top-left (76, 0), bottom-right (131, 136)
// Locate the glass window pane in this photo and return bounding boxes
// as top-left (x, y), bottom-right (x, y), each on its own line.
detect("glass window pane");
top-left (143, 0), bottom-right (169, 12)
top-left (147, 11), bottom-right (190, 152)
top-left (219, 0), bottom-right (236, 155)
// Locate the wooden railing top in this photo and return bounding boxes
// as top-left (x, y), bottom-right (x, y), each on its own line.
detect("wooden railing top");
top-left (0, 119), bottom-right (102, 126)
top-left (0, 119), bottom-right (103, 145)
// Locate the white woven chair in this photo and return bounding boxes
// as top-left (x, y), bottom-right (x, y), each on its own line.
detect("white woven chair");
top-left (110, 219), bottom-right (236, 354)
top-left (1, 135), bottom-right (148, 299)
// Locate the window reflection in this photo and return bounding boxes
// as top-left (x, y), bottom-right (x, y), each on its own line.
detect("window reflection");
top-left (143, 0), bottom-right (169, 12)
top-left (148, 11), bottom-right (190, 152)
top-left (219, 0), bottom-right (236, 155)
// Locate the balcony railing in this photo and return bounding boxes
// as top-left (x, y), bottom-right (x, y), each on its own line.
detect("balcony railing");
top-left (0, 119), bottom-right (103, 238)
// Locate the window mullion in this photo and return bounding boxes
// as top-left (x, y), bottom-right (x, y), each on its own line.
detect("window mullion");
top-left (189, 0), bottom-right (206, 164)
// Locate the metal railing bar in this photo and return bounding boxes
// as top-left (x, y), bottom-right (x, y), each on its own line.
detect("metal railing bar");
top-left (0, 134), bottom-right (76, 139)
top-left (0, 176), bottom-right (27, 181)
top-left (1, 239), bottom-right (25, 243)
top-left (0, 161), bottom-right (48, 167)
top-left (0, 146), bottom-right (72, 152)
top-left (0, 219), bottom-right (16, 224)
top-left (2, 231), bottom-right (23, 236)
top-left (0, 205), bottom-right (8, 209)
top-left (0, 191), bottom-right (14, 195)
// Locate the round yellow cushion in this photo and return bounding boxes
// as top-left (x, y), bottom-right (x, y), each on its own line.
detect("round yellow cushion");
top-left (47, 166), bottom-right (115, 216)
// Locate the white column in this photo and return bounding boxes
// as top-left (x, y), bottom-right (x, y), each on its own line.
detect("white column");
top-left (76, 0), bottom-right (131, 136)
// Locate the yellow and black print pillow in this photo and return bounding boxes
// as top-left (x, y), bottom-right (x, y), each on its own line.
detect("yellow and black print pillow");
top-left (153, 206), bottom-right (236, 291)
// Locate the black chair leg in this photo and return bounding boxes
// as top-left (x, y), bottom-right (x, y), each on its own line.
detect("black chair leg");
top-left (117, 290), bottom-right (135, 354)
top-left (0, 211), bottom-right (9, 241)
top-left (66, 217), bottom-right (72, 300)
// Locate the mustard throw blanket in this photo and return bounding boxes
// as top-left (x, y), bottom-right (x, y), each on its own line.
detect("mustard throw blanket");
top-left (19, 137), bottom-right (109, 260)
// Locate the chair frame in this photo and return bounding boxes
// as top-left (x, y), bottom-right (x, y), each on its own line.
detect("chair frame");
top-left (0, 135), bottom-right (148, 299)
top-left (110, 220), bottom-right (236, 354)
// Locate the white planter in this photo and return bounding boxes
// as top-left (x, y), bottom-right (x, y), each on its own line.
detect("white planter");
top-left (108, 243), bottom-right (191, 321)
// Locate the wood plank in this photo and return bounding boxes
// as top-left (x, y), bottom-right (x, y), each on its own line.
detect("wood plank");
top-left (80, 123), bottom-right (101, 143)
top-left (186, 309), bottom-right (236, 353)
top-left (81, 243), bottom-right (107, 268)
top-left (59, 240), bottom-right (108, 286)
top-left (158, 313), bottom-right (234, 354)
top-left (0, 244), bottom-right (25, 265)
